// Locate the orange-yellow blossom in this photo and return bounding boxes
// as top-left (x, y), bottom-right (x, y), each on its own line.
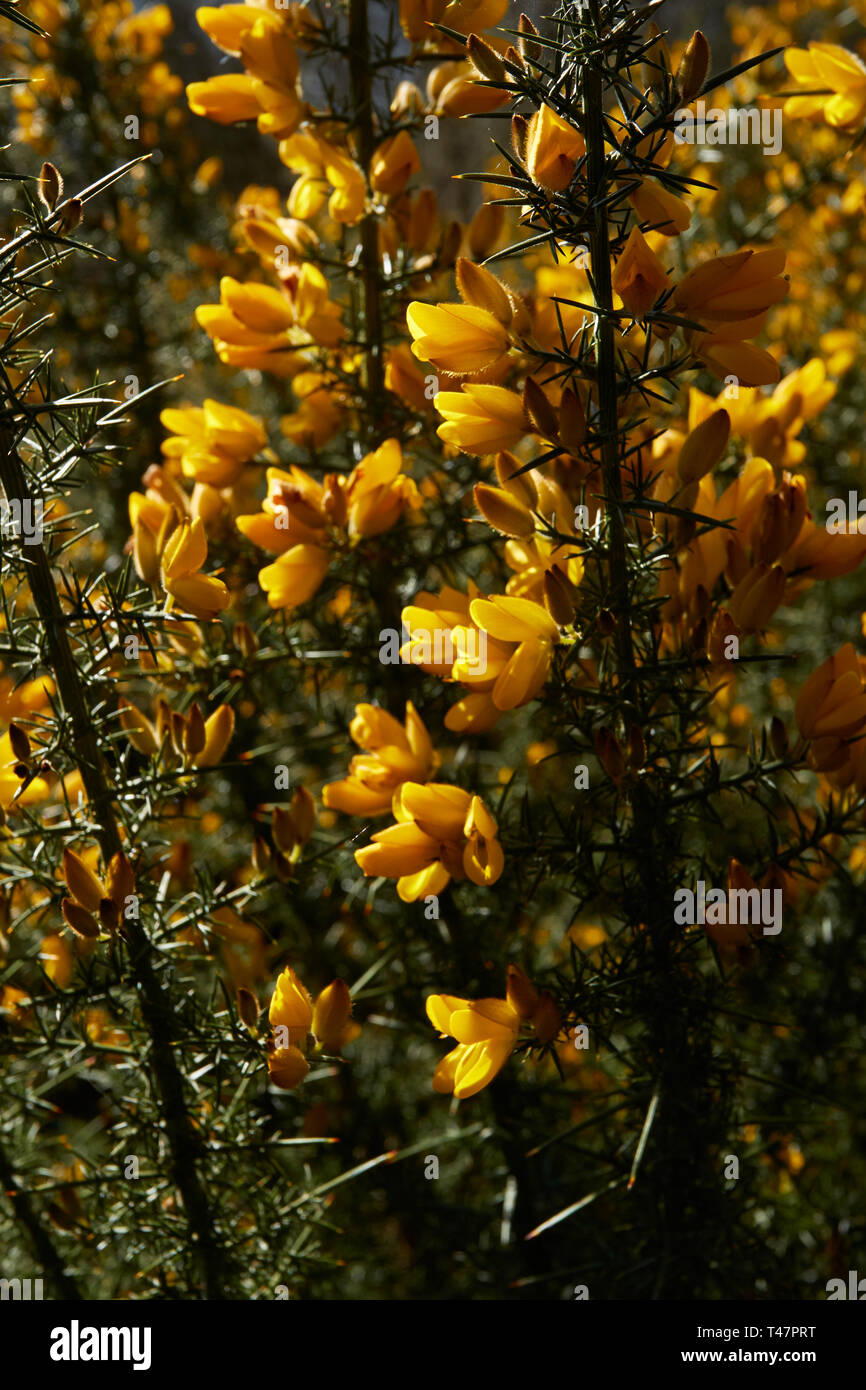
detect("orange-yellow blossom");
top-left (268, 964), bottom-right (360, 1090)
top-left (612, 226), bottom-right (669, 317)
top-left (160, 399), bottom-right (267, 489)
top-left (671, 248), bottom-right (788, 387)
top-left (323, 701), bottom-right (440, 816)
top-left (407, 258), bottom-right (527, 377)
top-left (189, 8), bottom-right (302, 137)
top-left (525, 104), bottom-right (585, 190)
top-left (784, 43), bottom-right (866, 131)
top-left (279, 131), bottom-right (366, 224)
top-left (238, 440), bottom-right (420, 610)
top-left (434, 384), bottom-right (527, 454)
top-left (371, 130), bottom-right (421, 195)
top-left (354, 782), bottom-right (504, 901)
top-left (196, 268), bottom-right (344, 376)
top-left (426, 964), bottom-right (561, 1099)
top-left (161, 517), bottom-right (230, 619)
top-left (795, 644), bottom-right (866, 742)
top-left (400, 587), bottom-right (562, 732)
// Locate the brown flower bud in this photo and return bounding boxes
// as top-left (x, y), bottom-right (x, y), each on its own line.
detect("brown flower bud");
top-left (558, 387), bottom-right (586, 454)
top-left (8, 722), bottom-right (31, 765)
top-left (543, 566), bottom-right (576, 626)
top-left (38, 161), bottom-right (63, 212)
top-left (467, 33), bottom-right (506, 84)
top-left (518, 13), bottom-right (541, 63)
top-left (677, 409), bottom-right (730, 485)
top-left (61, 897), bottom-right (100, 939)
top-left (676, 31), bottom-right (711, 105)
top-left (523, 377), bottom-right (558, 440)
top-left (237, 987), bottom-right (260, 1030)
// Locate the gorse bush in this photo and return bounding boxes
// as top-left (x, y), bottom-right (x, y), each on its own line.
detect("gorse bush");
top-left (1, 0), bottom-right (865, 1302)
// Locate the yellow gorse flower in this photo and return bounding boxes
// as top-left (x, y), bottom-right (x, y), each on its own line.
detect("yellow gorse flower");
top-left (795, 643), bottom-right (866, 742)
top-left (161, 516), bottom-right (230, 619)
top-left (238, 439), bottom-right (421, 611)
top-left (195, 267), bottom-right (345, 376)
top-left (784, 43), bottom-right (866, 132)
top-left (267, 965), bottom-right (359, 1089)
top-left (323, 701), bottom-right (440, 816)
top-left (434, 383), bottom-right (528, 454)
top-left (426, 964), bottom-right (561, 1099)
top-left (354, 782), bottom-right (504, 901)
top-left (189, 7), bottom-right (303, 138)
top-left (525, 103), bottom-right (585, 191)
top-left (407, 257), bottom-right (528, 378)
top-left (401, 586), bottom-right (563, 732)
top-left (279, 130), bottom-right (366, 225)
top-left (160, 399), bottom-right (267, 489)
top-left (670, 247), bottom-right (789, 387)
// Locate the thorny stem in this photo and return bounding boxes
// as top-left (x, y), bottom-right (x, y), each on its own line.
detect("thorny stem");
top-left (348, 0), bottom-right (386, 436)
top-left (580, 11), bottom-right (697, 1296)
top-left (0, 419), bottom-right (230, 1299)
top-left (582, 58), bottom-right (637, 700)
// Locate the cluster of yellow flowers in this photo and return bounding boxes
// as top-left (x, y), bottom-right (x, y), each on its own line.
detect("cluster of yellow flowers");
top-left (237, 439), bottom-right (422, 610)
top-left (19, 0), bottom-right (857, 1117)
top-left (267, 965), bottom-right (359, 1089)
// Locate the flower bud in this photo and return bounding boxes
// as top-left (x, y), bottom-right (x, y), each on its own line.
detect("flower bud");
top-left (237, 987), bottom-right (260, 1030)
top-left (506, 963), bottom-right (539, 1020)
top-left (312, 978), bottom-right (354, 1052)
top-left (467, 33), bottom-right (507, 84)
top-left (267, 1044), bottom-right (310, 1091)
top-left (233, 621), bottom-right (259, 658)
top-left (558, 387), bottom-right (586, 454)
top-left (105, 852), bottom-right (135, 911)
top-left (467, 202), bottom-right (504, 260)
top-left (676, 31), bottom-right (710, 105)
top-left (390, 80), bottom-right (425, 119)
top-left (184, 702), bottom-right (207, 758)
top-left (676, 409), bottom-right (730, 484)
top-left (456, 256), bottom-right (513, 323)
top-left (252, 835), bottom-right (272, 876)
top-left (543, 566), bottom-right (576, 626)
top-left (474, 482), bottom-right (534, 538)
top-left (518, 13), bottom-right (541, 62)
top-left (594, 726), bottom-right (625, 783)
top-left (8, 722), bottom-right (31, 765)
top-left (38, 160), bottom-right (63, 212)
top-left (57, 198), bottom-right (82, 235)
top-left (61, 897), bottom-right (100, 939)
top-left (523, 377), bottom-right (558, 440)
top-left (532, 992), bottom-right (561, 1044)
top-left (63, 848), bottom-right (104, 913)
